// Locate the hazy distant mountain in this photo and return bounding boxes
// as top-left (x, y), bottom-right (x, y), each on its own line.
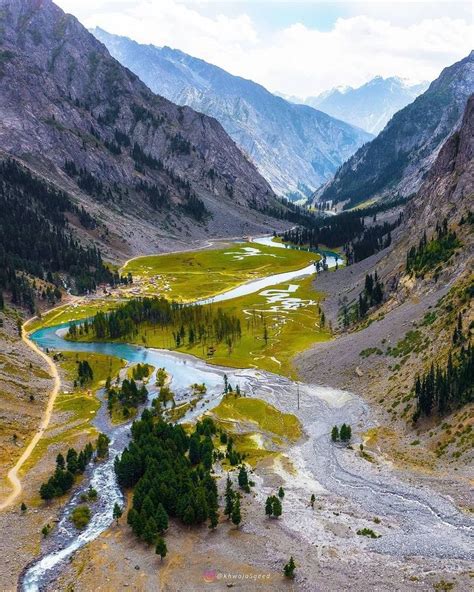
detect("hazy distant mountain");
top-left (305, 77), bottom-right (429, 135)
top-left (92, 28), bottom-right (372, 200)
top-left (314, 52), bottom-right (474, 209)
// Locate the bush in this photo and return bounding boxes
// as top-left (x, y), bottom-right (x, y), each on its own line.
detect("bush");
top-left (71, 505), bottom-right (91, 529)
top-left (356, 527), bottom-right (380, 539)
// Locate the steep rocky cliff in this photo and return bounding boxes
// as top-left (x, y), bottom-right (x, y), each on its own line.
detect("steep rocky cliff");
top-left (0, 0), bottom-right (287, 258)
top-left (315, 52), bottom-right (474, 209)
top-left (404, 93), bottom-right (474, 232)
top-left (298, 95), bottom-right (473, 466)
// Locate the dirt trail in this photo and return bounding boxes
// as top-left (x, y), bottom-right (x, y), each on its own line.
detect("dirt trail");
top-left (0, 322), bottom-right (61, 510)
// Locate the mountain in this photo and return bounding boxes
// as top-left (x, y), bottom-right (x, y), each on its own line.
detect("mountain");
top-left (296, 95), bottom-right (473, 470)
top-left (405, 92), bottom-right (473, 234)
top-left (314, 52), bottom-right (474, 209)
top-left (0, 0), bottom-right (289, 265)
top-left (91, 28), bottom-right (372, 200)
top-left (305, 77), bottom-right (429, 135)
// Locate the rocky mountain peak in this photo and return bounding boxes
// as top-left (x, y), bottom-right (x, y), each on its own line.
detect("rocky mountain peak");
top-left (314, 51), bottom-right (474, 208)
top-left (0, 0), bottom-right (287, 255)
top-left (92, 27), bottom-right (372, 200)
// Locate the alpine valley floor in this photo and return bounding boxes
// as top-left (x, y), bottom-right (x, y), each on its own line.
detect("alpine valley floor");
top-left (0, 238), bottom-right (472, 592)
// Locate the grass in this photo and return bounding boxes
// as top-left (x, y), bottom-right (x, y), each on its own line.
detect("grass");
top-left (57, 351), bottom-right (125, 391)
top-left (228, 433), bottom-right (276, 466)
top-left (29, 241), bottom-right (329, 378)
top-left (387, 330), bottom-right (427, 358)
top-left (209, 394), bottom-right (301, 466)
top-left (109, 275), bottom-right (329, 378)
top-left (212, 395), bottom-right (301, 441)
top-left (360, 347), bottom-right (383, 358)
top-left (348, 197), bottom-right (378, 211)
top-left (20, 352), bottom-right (125, 475)
top-left (121, 242), bottom-right (318, 303)
top-left (26, 299), bottom-right (120, 332)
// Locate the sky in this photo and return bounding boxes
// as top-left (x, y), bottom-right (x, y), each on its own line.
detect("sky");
top-left (56, 1), bottom-right (473, 97)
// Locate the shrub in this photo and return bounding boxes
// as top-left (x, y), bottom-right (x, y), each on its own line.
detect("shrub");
top-left (71, 505), bottom-right (91, 529)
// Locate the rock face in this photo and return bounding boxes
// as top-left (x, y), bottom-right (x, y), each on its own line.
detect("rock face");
top-left (305, 77), bottom-right (428, 135)
top-left (92, 28), bottom-right (372, 200)
top-left (314, 52), bottom-right (474, 209)
top-left (0, 0), bottom-right (286, 257)
top-left (405, 93), bottom-right (474, 234)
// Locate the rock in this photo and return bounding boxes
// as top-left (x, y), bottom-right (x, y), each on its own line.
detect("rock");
top-left (355, 367), bottom-right (364, 377)
top-left (0, 0), bottom-right (288, 255)
top-left (93, 27), bottom-right (371, 199)
top-left (314, 51), bottom-right (474, 207)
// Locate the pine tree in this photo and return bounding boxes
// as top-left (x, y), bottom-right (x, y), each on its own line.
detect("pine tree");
top-left (182, 505), bottom-right (196, 526)
top-left (155, 503), bottom-right (169, 534)
top-left (310, 494), bottom-right (315, 509)
top-left (113, 502), bottom-right (123, 525)
top-left (238, 466), bottom-right (250, 492)
top-left (20, 502), bottom-right (27, 513)
top-left (272, 496), bottom-right (282, 518)
top-left (208, 506), bottom-right (219, 529)
top-left (265, 496), bottom-right (273, 517)
top-left (231, 495), bottom-right (241, 528)
top-left (283, 556), bottom-right (296, 579)
top-left (96, 433), bottom-right (110, 458)
top-left (66, 448), bottom-right (78, 473)
top-left (155, 537), bottom-right (167, 561)
top-left (278, 486), bottom-right (285, 499)
top-left (142, 517), bottom-right (158, 544)
top-left (189, 435), bottom-right (201, 465)
top-left (224, 475), bottom-right (234, 519)
top-left (331, 426), bottom-right (339, 441)
top-left (39, 482), bottom-right (55, 501)
top-left (340, 424), bottom-right (352, 442)
top-left (127, 508), bottom-right (142, 536)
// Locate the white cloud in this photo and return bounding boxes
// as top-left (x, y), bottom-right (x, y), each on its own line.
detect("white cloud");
top-left (56, 0), bottom-right (473, 96)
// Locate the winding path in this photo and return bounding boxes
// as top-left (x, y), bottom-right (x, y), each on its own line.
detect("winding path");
top-left (0, 323), bottom-right (61, 510)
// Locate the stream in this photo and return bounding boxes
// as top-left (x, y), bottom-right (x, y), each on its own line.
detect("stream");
top-left (20, 238), bottom-right (473, 590)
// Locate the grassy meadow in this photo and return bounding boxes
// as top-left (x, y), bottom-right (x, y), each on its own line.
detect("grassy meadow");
top-left (121, 241), bottom-right (318, 302)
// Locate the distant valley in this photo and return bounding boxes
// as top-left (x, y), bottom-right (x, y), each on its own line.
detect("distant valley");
top-left (314, 51), bottom-right (474, 208)
top-left (0, 2), bottom-right (472, 592)
top-left (92, 27), bottom-right (372, 200)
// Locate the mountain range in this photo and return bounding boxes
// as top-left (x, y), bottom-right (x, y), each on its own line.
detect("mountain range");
top-left (0, 0), bottom-right (291, 261)
top-left (303, 77), bottom-right (429, 135)
top-left (314, 51), bottom-right (474, 208)
top-left (92, 27), bottom-right (372, 200)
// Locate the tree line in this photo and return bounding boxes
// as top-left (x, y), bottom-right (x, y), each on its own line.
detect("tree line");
top-left (414, 342), bottom-right (473, 420)
top-left (0, 159), bottom-right (114, 311)
top-left (281, 208), bottom-right (400, 263)
top-left (341, 272), bottom-right (384, 327)
top-left (106, 378), bottom-right (148, 417)
top-left (39, 432), bottom-right (110, 502)
top-left (76, 360), bottom-right (93, 387)
top-left (70, 296), bottom-right (242, 350)
top-left (115, 413), bottom-right (220, 548)
top-left (39, 443), bottom-right (94, 501)
top-left (406, 218), bottom-right (461, 277)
